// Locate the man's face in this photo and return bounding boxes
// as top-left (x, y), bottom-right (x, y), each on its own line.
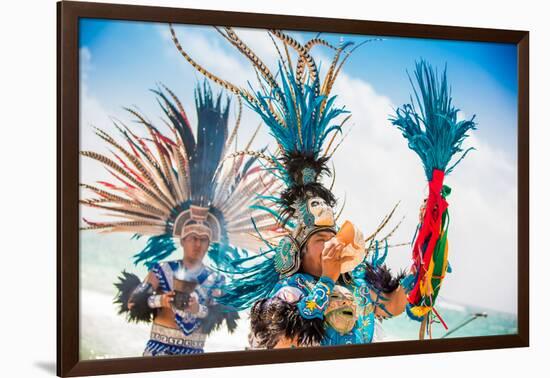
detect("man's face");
top-left (180, 233), bottom-right (210, 265)
top-left (301, 230), bottom-right (336, 277)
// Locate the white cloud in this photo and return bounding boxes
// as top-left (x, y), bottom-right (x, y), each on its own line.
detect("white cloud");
top-left (331, 72), bottom-right (517, 314)
top-left (80, 47), bottom-right (111, 153)
top-left (79, 47), bottom-right (118, 223)
top-left (156, 25), bottom-right (279, 150)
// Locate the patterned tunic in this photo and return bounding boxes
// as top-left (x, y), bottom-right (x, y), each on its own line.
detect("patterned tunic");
top-left (270, 265), bottom-right (376, 346)
top-left (143, 260), bottom-right (225, 356)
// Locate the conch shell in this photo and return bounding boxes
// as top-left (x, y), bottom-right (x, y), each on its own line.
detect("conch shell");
top-left (336, 220), bottom-right (365, 273)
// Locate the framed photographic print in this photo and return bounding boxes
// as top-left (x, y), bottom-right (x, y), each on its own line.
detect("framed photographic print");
top-left (57, 0), bottom-right (529, 376)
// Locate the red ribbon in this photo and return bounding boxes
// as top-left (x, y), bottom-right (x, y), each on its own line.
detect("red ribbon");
top-left (408, 169), bottom-right (449, 306)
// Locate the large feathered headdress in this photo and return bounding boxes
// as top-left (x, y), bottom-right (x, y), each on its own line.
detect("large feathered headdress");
top-left (170, 25), bottom-right (363, 234)
top-left (168, 25), bottom-right (376, 308)
top-left (80, 81), bottom-right (281, 268)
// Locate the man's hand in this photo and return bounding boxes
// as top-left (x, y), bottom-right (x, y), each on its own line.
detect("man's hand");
top-left (321, 238), bottom-right (354, 282)
top-left (160, 291), bottom-right (175, 309)
top-left (184, 292), bottom-right (200, 314)
top-left (374, 286), bottom-right (408, 319)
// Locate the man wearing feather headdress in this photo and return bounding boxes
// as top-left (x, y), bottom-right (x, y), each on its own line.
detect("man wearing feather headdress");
top-left (167, 25), bottom-right (414, 347)
top-left (80, 81), bottom-right (282, 355)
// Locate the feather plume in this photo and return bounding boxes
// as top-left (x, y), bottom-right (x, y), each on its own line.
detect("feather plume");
top-left (81, 81), bottom-right (282, 267)
top-left (389, 60), bottom-right (476, 180)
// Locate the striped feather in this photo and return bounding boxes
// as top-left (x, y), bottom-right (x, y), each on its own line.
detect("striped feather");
top-left (81, 151), bottom-right (173, 211)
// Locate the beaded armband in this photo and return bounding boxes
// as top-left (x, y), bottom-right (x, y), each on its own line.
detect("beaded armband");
top-left (147, 294), bottom-right (163, 309)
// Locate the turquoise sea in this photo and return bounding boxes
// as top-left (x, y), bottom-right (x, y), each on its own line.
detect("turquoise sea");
top-left (80, 232), bottom-right (517, 360)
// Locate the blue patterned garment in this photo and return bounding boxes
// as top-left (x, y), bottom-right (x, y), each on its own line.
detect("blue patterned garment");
top-left (143, 340), bottom-right (204, 356)
top-left (145, 260), bottom-right (225, 354)
top-left (271, 267), bottom-right (376, 346)
top-left (272, 273), bottom-right (332, 318)
top-left (344, 264), bottom-right (376, 344)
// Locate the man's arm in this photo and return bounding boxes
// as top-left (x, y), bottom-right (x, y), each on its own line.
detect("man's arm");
top-left (373, 285), bottom-right (408, 319)
top-left (144, 271), bottom-right (159, 289)
top-left (114, 269), bottom-right (174, 323)
top-left (362, 263), bottom-right (408, 319)
top-left (199, 273), bottom-right (240, 335)
top-left (130, 270), bottom-right (174, 309)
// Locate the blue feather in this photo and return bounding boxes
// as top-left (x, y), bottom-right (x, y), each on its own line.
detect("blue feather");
top-left (207, 242), bottom-right (249, 270)
top-left (244, 63), bottom-right (348, 184)
top-left (389, 60), bottom-right (477, 180)
top-left (214, 250), bottom-right (281, 311)
top-left (133, 234), bottom-right (177, 269)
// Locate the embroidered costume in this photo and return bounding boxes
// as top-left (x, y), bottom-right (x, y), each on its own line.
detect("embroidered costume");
top-left (264, 271), bottom-right (375, 347)
top-left (168, 25), bottom-right (407, 348)
top-left (81, 81), bottom-right (281, 354)
top-left (141, 261), bottom-right (225, 355)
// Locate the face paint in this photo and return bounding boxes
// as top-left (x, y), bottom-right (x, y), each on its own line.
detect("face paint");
top-left (306, 196), bottom-right (335, 227)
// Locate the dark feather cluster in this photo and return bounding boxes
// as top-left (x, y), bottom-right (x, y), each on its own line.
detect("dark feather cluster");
top-left (113, 271), bottom-right (156, 323)
top-left (191, 81), bottom-right (230, 204)
top-left (281, 153), bottom-right (331, 185)
top-left (249, 297), bottom-right (325, 348)
top-left (155, 80), bottom-right (230, 207)
top-left (278, 152), bottom-right (336, 223)
top-left (363, 263), bottom-right (406, 294)
top-left (200, 304), bottom-right (240, 335)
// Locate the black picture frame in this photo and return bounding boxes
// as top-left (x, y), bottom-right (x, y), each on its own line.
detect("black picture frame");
top-left (57, 1), bottom-right (529, 376)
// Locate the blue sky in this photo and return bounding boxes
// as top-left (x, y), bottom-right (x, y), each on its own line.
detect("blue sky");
top-left (79, 18), bottom-right (519, 314)
top-left (79, 18), bottom-right (518, 152)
